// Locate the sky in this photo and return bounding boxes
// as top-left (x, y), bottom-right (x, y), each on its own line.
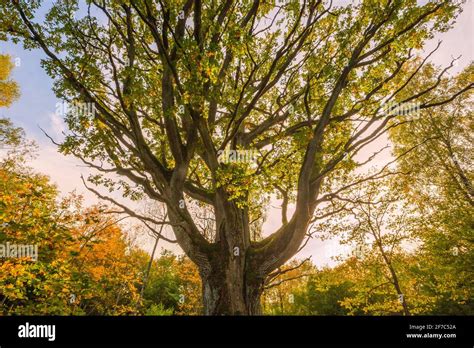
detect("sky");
top-left (0, 0), bottom-right (472, 268)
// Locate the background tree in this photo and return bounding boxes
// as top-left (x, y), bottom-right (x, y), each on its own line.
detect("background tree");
top-left (0, 162), bottom-right (74, 314)
top-left (67, 205), bottom-right (143, 315)
top-left (0, 54), bottom-right (20, 107)
top-left (0, 152), bottom-right (144, 315)
top-left (134, 250), bottom-right (202, 315)
top-left (311, 177), bottom-right (416, 315)
top-left (261, 258), bottom-right (314, 315)
top-left (2, 0), bottom-right (472, 314)
top-left (295, 263), bottom-right (358, 316)
top-left (389, 63), bottom-right (474, 314)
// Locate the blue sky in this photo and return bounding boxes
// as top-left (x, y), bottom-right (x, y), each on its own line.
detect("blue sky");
top-left (0, 0), bottom-right (472, 266)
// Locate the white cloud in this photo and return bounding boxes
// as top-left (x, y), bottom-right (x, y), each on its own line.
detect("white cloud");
top-left (48, 112), bottom-right (65, 138)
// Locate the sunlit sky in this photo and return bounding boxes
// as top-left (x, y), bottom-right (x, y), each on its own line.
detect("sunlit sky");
top-left (0, 0), bottom-right (472, 268)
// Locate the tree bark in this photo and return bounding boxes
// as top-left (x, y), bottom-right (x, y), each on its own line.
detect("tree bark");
top-left (201, 266), bottom-right (264, 315)
top-left (375, 239), bottom-right (411, 316)
top-left (199, 214), bottom-right (266, 315)
top-left (199, 244), bottom-right (264, 315)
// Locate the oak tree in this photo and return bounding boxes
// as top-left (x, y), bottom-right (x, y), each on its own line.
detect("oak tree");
top-left (2, 0), bottom-right (472, 314)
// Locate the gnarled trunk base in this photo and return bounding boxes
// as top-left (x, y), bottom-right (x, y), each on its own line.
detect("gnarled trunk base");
top-left (201, 267), bottom-right (264, 315)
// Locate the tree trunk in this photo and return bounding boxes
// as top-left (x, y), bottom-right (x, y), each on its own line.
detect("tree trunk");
top-left (201, 266), bottom-right (264, 315)
top-left (193, 191), bottom-right (267, 315)
top-left (198, 226), bottom-right (265, 315)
